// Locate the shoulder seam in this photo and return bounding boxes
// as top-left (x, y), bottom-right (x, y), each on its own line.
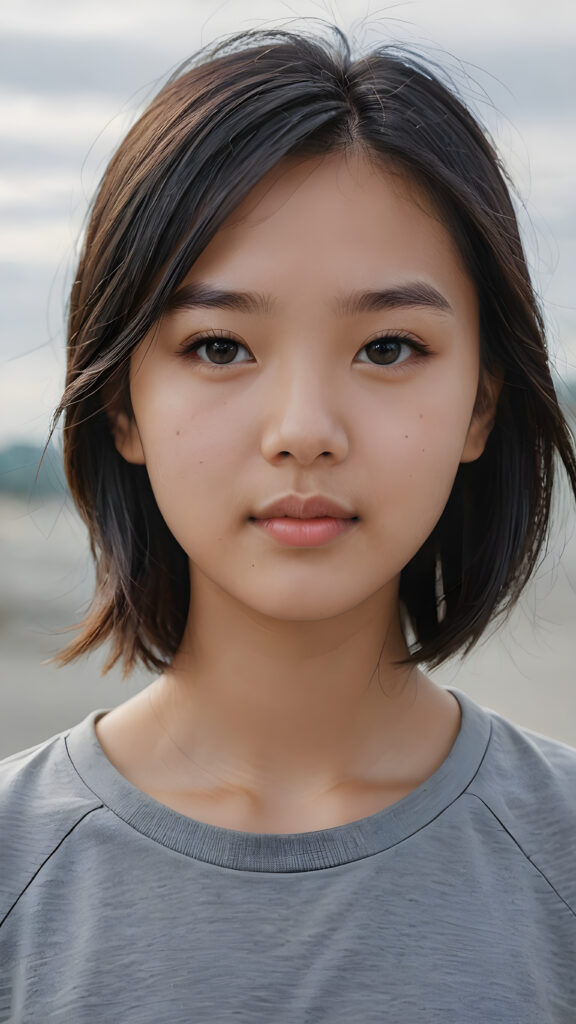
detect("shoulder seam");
top-left (0, 804), bottom-right (103, 930)
top-left (467, 792), bottom-right (576, 921)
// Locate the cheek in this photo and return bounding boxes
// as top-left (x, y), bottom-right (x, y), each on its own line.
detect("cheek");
top-left (131, 374), bottom-right (244, 534)
top-left (364, 368), bottom-right (475, 464)
top-left (361, 378), bottom-right (476, 541)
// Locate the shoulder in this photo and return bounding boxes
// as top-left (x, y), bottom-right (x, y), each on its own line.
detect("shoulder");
top-left (472, 704), bottom-right (576, 808)
top-left (0, 721), bottom-right (103, 928)
top-left (467, 703), bottom-right (576, 912)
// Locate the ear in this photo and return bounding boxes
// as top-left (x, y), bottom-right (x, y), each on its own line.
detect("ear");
top-left (111, 410), bottom-right (146, 465)
top-left (460, 368), bottom-right (504, 464)
top-left (101, 378), bottom-right (146, 465)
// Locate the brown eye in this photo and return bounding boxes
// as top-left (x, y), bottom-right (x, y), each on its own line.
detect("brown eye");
top-left (364, 338), bottom-right (407, 365)
top-left (203, 338), bottom-right (240, 363)
top-left (181, 334), bottom-right (253, 365)
top-left (356, 333), bottom-right (430, 370)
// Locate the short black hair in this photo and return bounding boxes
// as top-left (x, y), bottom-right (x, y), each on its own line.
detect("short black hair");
top-left (49, 25), bottom-right (576, 676)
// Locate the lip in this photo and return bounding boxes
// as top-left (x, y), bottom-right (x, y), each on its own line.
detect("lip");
top-left (252, 516), bottom-right (357, 548)
top-left (251, 494), bottom-right (358, 520)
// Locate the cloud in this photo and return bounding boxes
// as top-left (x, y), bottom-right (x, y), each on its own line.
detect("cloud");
top-left (5, 0), bottom-right (576, 48)
top-left (0, 222), bottom-right (82, 265)
top-left (0, 31), bottom-right (178, 98)
top-left (0, 90), bottom-right (131, 148)
top-left (0, 262), bottom-right (70, 359)
top-left (0, 344), bottom-right (65, 446)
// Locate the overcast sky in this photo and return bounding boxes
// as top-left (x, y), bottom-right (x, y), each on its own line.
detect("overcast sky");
top-left (1, 0), bottom-right (575, 446)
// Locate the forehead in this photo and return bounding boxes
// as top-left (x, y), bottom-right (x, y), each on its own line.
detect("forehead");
top-left (184, 151), bottom-right (477, 317)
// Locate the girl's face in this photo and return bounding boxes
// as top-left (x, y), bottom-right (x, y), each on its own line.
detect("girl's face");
top-left (115, 152), bottom-right (496, 623)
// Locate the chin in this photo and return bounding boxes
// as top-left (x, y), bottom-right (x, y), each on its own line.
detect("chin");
top-left (236, 579), bottom-right (386, 623)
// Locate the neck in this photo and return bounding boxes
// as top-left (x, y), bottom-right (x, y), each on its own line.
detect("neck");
top-left (139, 567), bottom-right (444, 800)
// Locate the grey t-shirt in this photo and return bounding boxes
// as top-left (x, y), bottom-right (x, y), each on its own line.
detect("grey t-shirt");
top-left (1, 686), bottom-right (575, 1023)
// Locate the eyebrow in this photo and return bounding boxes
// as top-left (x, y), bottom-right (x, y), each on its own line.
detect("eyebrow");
top-left (164, 281), bottom-right (453, 317)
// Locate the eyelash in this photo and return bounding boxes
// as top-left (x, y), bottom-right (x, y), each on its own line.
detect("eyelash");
top-left (178, 328), bottom-right (431, 372)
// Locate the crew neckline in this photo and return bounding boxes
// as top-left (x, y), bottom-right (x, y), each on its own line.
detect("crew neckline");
top-left (65, 686), bottom-right (492, 872)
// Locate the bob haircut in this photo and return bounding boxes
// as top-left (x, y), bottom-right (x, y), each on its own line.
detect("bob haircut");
top-left (49, 25), bottom-right (576, 677)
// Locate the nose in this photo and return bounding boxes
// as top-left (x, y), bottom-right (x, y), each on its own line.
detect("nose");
top-left (259, 361), bottom-right (349, 466)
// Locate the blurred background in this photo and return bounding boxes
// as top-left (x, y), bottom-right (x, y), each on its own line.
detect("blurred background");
top-left (1, 0), bottom-right (575, 758)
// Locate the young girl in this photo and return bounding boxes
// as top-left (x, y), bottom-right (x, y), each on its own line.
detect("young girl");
top-left (1, 25), bottom-right (575, 1023)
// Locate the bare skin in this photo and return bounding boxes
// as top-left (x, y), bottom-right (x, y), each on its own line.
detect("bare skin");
top-left (97, 151), bottom-right (500, 834)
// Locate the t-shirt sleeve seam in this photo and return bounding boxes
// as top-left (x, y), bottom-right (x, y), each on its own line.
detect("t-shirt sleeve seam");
top-left (0, 804), bottom-right (104, 930)
top-left (467, 791), bottom-right (576, 921)
top-left (64, 732), bottom-right (108, 803)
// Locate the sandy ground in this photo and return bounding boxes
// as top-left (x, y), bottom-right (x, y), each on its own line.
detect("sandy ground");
top-left (1, 491), bottom-right (575, 759)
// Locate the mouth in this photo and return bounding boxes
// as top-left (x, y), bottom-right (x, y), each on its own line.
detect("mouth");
top-left (251, 494), bottom-right (358, 520)
top-left (249, 514), bottom-right (359, 548)
top-left (249, 514), bottom-right (359, 521)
